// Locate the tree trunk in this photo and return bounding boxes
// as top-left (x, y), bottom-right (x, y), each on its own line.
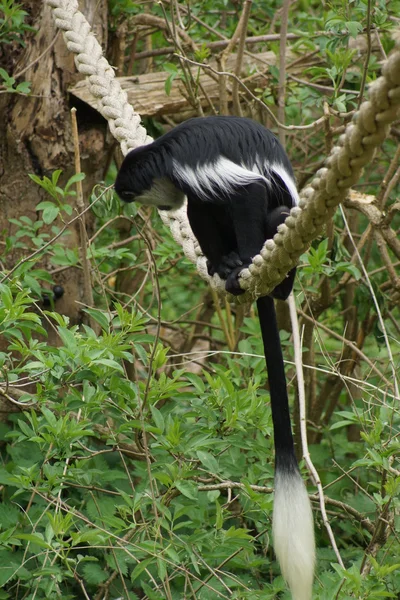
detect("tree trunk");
top-left (0, 0), bottom-right (110, 343)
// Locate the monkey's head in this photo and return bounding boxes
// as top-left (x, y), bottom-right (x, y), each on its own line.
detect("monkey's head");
top-left (115, 145), bottom-right (185, 211)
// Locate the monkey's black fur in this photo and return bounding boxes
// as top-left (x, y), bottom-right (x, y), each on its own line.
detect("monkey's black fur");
top-left (116, 116), bottom-right (297, 298)
top-left (115, 116), bottom-right (314, 599)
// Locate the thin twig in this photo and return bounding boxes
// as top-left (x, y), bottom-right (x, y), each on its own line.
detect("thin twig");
top-left (177, 54), bottom-right (327, 132)
top-left (358, 0), bottom-right (372, 108)
top-left (210, 288), bottom-right (235, 350)
top-left (132, 31), bottom-right (344, 60)
top-left (377, 144), bottom-right (400, 209)
top-left (14, 31), bottom-right (60, 79)
top-left (232, 0), bottom-right (253, 115)
top-left (288, 293), bottom-right (345, 569)
top-left (278, 0), bottom-right (290, 146)
top-left (297, 309), bottom-right (392, 387)
top-left (339, 206), bottom-right (400, 401)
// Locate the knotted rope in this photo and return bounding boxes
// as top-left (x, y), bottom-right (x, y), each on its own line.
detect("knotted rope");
top-left (46, 0), bottom-right (400, 303)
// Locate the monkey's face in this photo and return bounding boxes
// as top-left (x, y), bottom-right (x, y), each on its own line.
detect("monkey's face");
top-left (115, 147), bottom-right (185, 211)
top-left (116, 177), bottom-right (185, 211)
top-left (134, 178), bottom-right (185, 211)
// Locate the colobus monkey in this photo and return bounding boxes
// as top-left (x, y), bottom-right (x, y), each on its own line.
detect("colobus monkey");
top-left (115, 116), bottom-right (315, 600)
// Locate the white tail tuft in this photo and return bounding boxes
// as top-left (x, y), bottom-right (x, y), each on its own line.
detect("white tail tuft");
top-left (273, 468), bottom-right (315, 600)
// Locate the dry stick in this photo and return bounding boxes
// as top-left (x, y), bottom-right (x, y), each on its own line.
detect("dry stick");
top-left (224, 298), bottom-right (236, 349)
top-left (288, 73), bottom-right (357, 95)
top-left (374, 229), bottom-right (400, 288)
top-left (210, 288), bottom-right (235, 350)
top-left (339, 206), bottom-right (400, 401)
top-left (231, 0), bottom-right (253, 116)
top-left (333, 223), bottom-right (374, 294)
top-left (70, 108), bottom-right (96, 329)
top-left (288, 293), bottom-right (345, 569)
top-left (132, 31), bottom-right (340, 60)
top-left (277, 0), bottom-right (290, 146)
top-left (133, 12), bottom-right (196, 52)
top-left (374, 28), bottom-right (388, 61)
top-left (377, 144), bottom-right (400, 209)
top-left (358, 0), bottom-right (372, 109)
top-left (196, 481), bottom-right (374, 533)
top-left (171, 348), bottom-right (397, 401)
top-left (218, 0), bottom-right (252, 114)
top-left (14, 31), bottom-right (60, 79)
top-left (159, 1), bottom-right (203, 116)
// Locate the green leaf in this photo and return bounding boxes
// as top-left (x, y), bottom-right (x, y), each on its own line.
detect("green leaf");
top-left (0, 68), bottom-right (12, 84)
top-left (165, 74), bottom-right (176, 96)
top-left (345, 21), bottom-right (363, 38)
top-left (42, 205), bottom-right (59, 224)
top-left (14, 533), bottom-right (51, 549)
top-left (81, 562), bottom-right (108, 585)
top-left (141, 581), bottom-right (164, 599)
top-left (0, 503), bottom-right (21, 528)
top-left (131, 557), bottom-right (154, 582)
top-left (41, 406), bottom-right (57, 428)
top-left (215, 499), bottom-right (223, 529)
top-left (51, 170), bottom-right (62, 186)
top-left (330, 420), bottom-right (355, 430)
top-left (17, 419), bottom-right (34, 438)
top-left (150, 405), bottom-right (165, 433)
top-left (157, 557), bottom-right (167, 580)
top-left (65, 172), bottom-right (85, 188)
top-left (92, 358), bottom-right (124, 373)
top-left (82, 308), bottom-right (110, 330)
top-left (196, 450), bottom-right (219, 474)
top-left (0, 284), bottom-right (13, 309)
top-left (175, 480), bottom-right (198, 500)
top-left (57, 326), bottom-right (77, 351)
top-left (16, 80), bottom-right (31, 94)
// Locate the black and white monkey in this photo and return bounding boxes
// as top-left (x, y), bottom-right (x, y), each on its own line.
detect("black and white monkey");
top-left (115, 116), bottom-right (315, 600)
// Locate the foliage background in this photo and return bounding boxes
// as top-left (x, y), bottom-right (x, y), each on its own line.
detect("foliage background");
top-left (0, 1), bottom-right (399, 599)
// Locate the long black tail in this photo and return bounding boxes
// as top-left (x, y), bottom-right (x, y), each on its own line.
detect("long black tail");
top-left (257, 295), bottom-right (315, 600)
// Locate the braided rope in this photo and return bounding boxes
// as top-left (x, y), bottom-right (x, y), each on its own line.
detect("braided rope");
top-left (242, 48), bottom-right (400, 301)
top-left (46, 0), bottom-right (400, 303)
top-left (46, 0), bottom-right (152, 154)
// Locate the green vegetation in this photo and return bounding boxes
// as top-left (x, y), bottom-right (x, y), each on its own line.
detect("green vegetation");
top-left (0, 1), bottom-right (399, 599)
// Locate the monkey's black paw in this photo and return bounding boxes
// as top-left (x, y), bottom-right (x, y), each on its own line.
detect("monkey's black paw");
top-left (214, 252), bottom-right (243, 279)
top-left (207, 252), bottom-right (242, 278)
top-left (225, 266), bottom-right (247, 296)
top-left (206, 260), bottom-right (217, 276)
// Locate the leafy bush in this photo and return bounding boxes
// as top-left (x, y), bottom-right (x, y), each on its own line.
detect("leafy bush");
top-left (1, 0), bottom-right (399, 598)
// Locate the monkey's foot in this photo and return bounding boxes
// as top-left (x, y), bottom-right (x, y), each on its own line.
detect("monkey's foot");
top-left (207, 252), bottom-right (243, 278)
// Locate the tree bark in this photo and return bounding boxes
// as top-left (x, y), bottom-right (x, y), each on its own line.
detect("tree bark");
top-left (0, 0), bottom-right (111, 342)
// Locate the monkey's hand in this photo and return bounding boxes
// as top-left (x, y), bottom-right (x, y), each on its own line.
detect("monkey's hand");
top-left (225, 265), bottom-right (248, 296)
top-left (207, 251), bottom-right (243, 278)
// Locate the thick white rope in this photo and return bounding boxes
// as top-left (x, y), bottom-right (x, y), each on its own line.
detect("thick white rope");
top-left (46, 0), bottom-right (400, 302)
top-left (242, 45), bottom-right (400, 301)
top-left (46, 0), bottom-right (152, 154)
